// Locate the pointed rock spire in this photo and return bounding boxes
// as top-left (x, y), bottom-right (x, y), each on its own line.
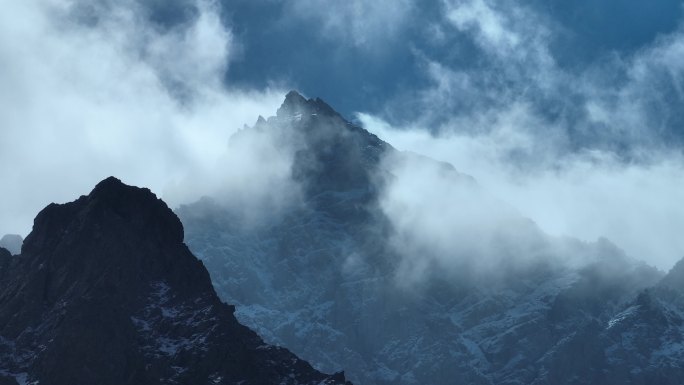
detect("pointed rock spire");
top-left (277, 90), bottom-right (309, 118)
top-left (276, 90), bottom-right (341, 119)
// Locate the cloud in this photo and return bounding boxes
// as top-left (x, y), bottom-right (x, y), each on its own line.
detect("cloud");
top-left (353, 0), bottom-right (684, 271)
top-left (376, 149), bottom-right (540, 284)
top-left (446, 0), bottom-right (522, 53)
top-left (580, 28), bottom-right (684, 147)
top-left (365, 115), bottom-right (684, 271)
top-left (371, 142), bottom-right (657, 290)
top-left (282, 0), bottom-right (414, 50)
top-left (167, 116), bottom-right (306, 226)
top-left (0, 0), bottom-right (287, 237)
top-left (405, 0), bottom-right (684, 154)
top-left (3, 0), bottom-right (683, 274)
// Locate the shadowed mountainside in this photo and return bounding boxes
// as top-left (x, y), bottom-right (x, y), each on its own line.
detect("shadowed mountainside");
top-left (0, 176), bottom-right (351, 385)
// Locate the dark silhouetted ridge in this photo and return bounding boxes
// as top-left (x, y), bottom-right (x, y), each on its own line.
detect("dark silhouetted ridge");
top-left (0, 177), bottom-right (351, 385)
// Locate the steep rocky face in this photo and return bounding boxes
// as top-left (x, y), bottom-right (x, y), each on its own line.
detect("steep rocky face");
top-left (178, 92), bottom-right (674, 384)
top-left (0, 234), bottom-right (22, 255)
top-left (243, 90), bottom-right (394, 207)
top-left (0, 177), bottom-right (350, 385)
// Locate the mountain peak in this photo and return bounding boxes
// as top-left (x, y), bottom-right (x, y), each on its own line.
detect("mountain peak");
top-left (276, 90), bottom-right (340, 119)
top-left (89, 176), bottom-right (160, 208)
top-left (91, 175), bottom-right (128, 194)
top-left (22, 176), bottom-right (183, 265)
top-left (0, 178), bottom-right (351, 385)
top-left (284, 89), bottom-right (307, 104)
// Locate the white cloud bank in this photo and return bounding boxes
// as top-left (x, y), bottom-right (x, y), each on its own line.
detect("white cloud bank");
top-left (361, 0), bottom-right (684, 271)
top-left (365, 115), bottom-right (684, 271)
top-left (0, 0), bottom-right (286, 237)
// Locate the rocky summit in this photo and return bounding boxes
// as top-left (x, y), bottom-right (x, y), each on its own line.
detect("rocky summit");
top-left (0, 176), bottom-right (351, 385)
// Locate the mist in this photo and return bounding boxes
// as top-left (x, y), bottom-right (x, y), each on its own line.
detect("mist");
top-left (0, 0), bottom-right (290, 237)
top-left (348, 0), bottom-right (684, 272)
top-left (167, 113), bottom-right (309, 226)
top-left (362, 90), bottom-right (684, 272)
top-left (2, 0), bottom-right (683, 274)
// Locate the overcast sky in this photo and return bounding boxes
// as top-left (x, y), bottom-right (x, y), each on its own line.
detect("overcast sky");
top-left (1, 0), bottom-right (683, 269)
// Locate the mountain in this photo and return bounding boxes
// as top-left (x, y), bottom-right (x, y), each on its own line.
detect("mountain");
top-left (178, 91), bottom-right (683, 384)
top-left (0, 176), bottom-right (351, 385)
top-left (0, 234), bottom-right (22, 255)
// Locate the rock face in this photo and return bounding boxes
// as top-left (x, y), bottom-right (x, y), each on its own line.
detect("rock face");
top-left (0, 177), bottom-right (350, 385)
top-left (178, 91), bottom-right (684, 385)
top-left (0, 234), bottom-right (22, 255)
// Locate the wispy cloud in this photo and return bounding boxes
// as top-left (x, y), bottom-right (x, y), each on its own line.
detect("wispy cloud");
top-left (0, 0), bottom-right (286, 236)
top-left (282, 0), bottom-right (414, 50)
top-left (361, 0), bottom-right (684, 270)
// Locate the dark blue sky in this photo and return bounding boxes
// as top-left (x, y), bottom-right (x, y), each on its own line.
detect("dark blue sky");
top-left (213, 0), bottom-right (683, 121)
top-left (129, 0), bottom-right (684, 153)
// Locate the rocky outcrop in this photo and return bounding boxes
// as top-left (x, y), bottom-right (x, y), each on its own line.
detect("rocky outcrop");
top-left (0, 177), bottom-right (350, 385)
